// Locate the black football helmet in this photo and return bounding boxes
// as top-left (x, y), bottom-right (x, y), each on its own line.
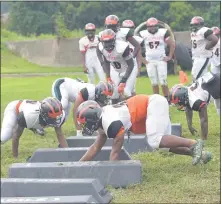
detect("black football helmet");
top-left (104, 15), bottom-right (120, 33)
top-left (76, 100), bottom-right (102, 135)
top-left (190, 16), bottom-right (204, 32)
top-left (100, 29), bottom-right (116, 51)
top-left (39, 97), bottom-right (64, 127)
top-left (95, 81), bottom-right (113, 106)
top-left (169, 84), bottom-right (189, 111)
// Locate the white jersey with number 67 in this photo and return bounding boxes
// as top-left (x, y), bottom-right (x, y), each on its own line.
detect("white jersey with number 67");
top-left (140, 28), bottom-right (167, 61)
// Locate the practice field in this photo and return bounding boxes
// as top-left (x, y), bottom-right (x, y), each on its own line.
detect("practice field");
top-left (1, 71), bottom-right (220, 203)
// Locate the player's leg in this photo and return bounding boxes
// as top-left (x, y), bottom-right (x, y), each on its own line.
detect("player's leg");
top-left (131, 58), bottom-right (139, 96)
top-left (191, 57), bottom-right (210, 81)
top-left (146, 94), bottom-right (204, 165)
top-left (214, 98), bottom-right (220, 116)
top-left (86, 57), bottom-right (95, 84)
top-left (146, 61), bottom-right (159, 94)
top-left (157, 61), bottom-right (169, 99)
top-left (110, 66), bottom-right (121, 104)
top-left (94, 57), bottom-right (106, 82)
top-left (124, 65), bottom-right (138, 97)
top-left (1, 101), bottom-right (20, 144)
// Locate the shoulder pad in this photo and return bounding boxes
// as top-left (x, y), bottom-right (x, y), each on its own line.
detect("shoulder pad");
top-left (115, 40), bottom-right (129, 54)
top-left (133, 35), bottom-right (143, 44)
top-left (139, 30), bottom-right (147, 38)
top-left (120, 27), bottom-right (130, 35)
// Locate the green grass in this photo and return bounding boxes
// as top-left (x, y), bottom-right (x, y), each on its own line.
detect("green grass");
top-left (1, 73), bottom-right (220, 203)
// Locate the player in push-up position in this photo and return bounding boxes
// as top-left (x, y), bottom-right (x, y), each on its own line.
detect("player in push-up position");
top-left (52, 77), bottom-right (113, 136)
top-left (76, 95), bottom-right (212, 165)
top-left (1, 97), bottom-right (68, 158)
top-left (169, 72), bottom-right (220, 141)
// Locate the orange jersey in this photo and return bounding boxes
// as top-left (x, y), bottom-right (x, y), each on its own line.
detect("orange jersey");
top-left (127, 95), bottom-right (149, 134)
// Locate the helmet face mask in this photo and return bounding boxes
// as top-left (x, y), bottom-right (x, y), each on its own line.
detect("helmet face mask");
top-left (105, 24), bottom-right (119, 33)
top-left (101, 29), bottom-right (116, 52)
top-left (85, 30), bottom-right (95, 40)
top-left (95, 82), bottom-right (113, 106)
top-left (190, 16), bottom-right (204, 32)
top-left (169, 85), bottom-right (189, 111)
top-left (147, 25), bottom-right (159, 34)
top-left (102, 39), bottom-right (116, 51)
top-left (77, 101), bottom-right (103, 136)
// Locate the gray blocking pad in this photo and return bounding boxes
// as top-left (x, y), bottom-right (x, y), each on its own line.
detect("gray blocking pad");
top-left (67, 135), bottom-right (153, 154)
top-left (1, 196), bottom-right (97, 204)
top-left (171, 123), bottom-right (182, 137)
top-left (1, 178), bottom-right (112, 203)
top-left (8, 160), bottom-right (142, 188)
top-left (27, 146), bottom-right (132, 163)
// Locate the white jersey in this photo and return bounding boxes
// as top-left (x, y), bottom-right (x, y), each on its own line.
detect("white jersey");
top-left (99, 28), bottom-right (131, 42)
top-left (54, 78), bottom-right (96, 102)
top-left (101, 104), bottom-right (131, 138)
top-left (188, 78), bottom-right (210, 111)
top-left (17, 100), bottom-right (65, 129)
top-left (129, 35), bottom-right (143, 52)
top-left (98, 40), bottom-right (132, 73)
top-left (211, 39), bottom-right (220, 66)
top-left (191, 27), bottom-right (213, 58)
top-left (79, 35), bottom-right (100, 58)
top-left (140, 28), bottom-right (168, 60)
top-left (16, 100), bottom-right (42, 129)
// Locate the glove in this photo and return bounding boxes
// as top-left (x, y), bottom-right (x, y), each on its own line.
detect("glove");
top-left (76, 130), bottom-right (83, 137)
top-left (118, 83), bottom-right (126, 94)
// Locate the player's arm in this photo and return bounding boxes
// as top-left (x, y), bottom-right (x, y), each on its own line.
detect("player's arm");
top-left (96, 46), bottom-right (111, 79)
top-left (54, 125), bottom-right (69, 148)
top-left (73, 88), bottom-right (88, 131)
top-left (136, 45), bottom-right (142, 76)
top-left (199, 105), bottom-right (208, 140)
top-left (164, 30), bottom-right (175, 61)
top-left (185, 106), bottom-right (197, 135)
top-left (12, 125), bottom-right (24, 158)
top-left (127, 36), bottom-right (140, 58)
top-left (79, 129), bottom-right (107, 161)
top-left (120, 46), bottom-right (134, 84)
top-left (204, 29), bottom-right (218, 50)
top-left (109, 121), bottom-right (125, 160)
top-left (79, 40), bottom-right (88, 73)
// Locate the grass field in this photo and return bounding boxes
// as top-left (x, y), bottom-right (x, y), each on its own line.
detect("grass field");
top-left (1, 33), bottom-right (221, 202)
top-left (1, 70), bottom-right (220, 203)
